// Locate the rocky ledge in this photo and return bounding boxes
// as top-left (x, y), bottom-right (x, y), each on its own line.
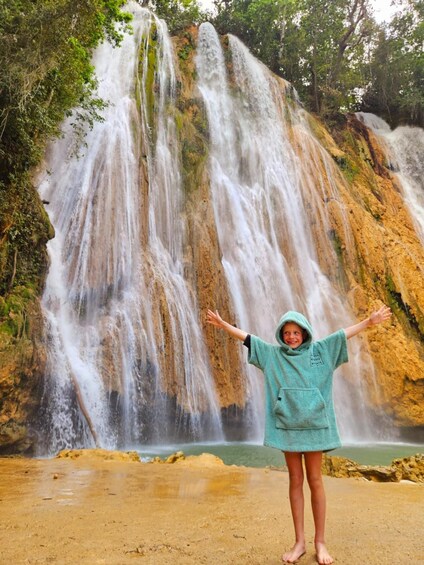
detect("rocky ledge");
top-left (322, 453), bottom-right (424, 483)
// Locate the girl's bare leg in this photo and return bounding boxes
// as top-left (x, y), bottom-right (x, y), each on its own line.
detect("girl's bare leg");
top-left (282, 452), bottom-right (306, 563)
top-left (304, 452), bottom-right (333, 565)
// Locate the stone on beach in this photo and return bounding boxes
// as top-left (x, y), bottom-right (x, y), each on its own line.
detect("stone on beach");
top-left (322, 453), bottom-right (424, 482)
top-left (56, 448), bottom-right (141, 462)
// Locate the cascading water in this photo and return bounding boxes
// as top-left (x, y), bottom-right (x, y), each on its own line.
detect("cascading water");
top-left (196, 24), bottom-right (391, 442)
top-left (356, 112), bottom-right (424, 244)
top-left (36, 10), bottom-right (398, 454)
top-left (37, 4), bottom-right (223, 454)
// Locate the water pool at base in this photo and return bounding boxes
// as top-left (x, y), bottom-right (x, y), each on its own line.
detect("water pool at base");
top-left (140, 442), bottom-right (423, 468)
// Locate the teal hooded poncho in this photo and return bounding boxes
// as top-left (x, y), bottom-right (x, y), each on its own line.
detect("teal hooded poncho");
top-left (248, 311), bottom-right (348, 452)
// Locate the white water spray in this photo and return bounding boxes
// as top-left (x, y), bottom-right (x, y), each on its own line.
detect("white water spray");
top-left (37, 5), bottom-right (223, 453)
top-left (36, 13), bottom-right (401, 453)
top-left (356, 112), bottom-right (424, 244)
top-left (196, 24), bottom-right (389, 442)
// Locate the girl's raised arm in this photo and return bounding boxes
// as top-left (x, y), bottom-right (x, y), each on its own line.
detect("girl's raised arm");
top-left (206, 309), bottom-right (248, 342)
top-left (344, 305), bottom-right (392, 340)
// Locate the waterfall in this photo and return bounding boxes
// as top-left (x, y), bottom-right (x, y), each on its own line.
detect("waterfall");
top-left (356, 112), bottom-right (424, 244)
top-left (36, 11), bottom-right (399, 453)
top-left (37, 4), bottom-right (222, 454)
top-left (196, 24), bottom-right (390, 442)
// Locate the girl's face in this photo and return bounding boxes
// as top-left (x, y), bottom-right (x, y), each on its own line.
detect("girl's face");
top-left (282, 322), bottom-right (304, 349)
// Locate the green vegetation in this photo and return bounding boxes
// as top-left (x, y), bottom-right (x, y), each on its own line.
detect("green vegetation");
top-left (385, 274), bottom-right (424, 341)
top-left (152, 0), bottom-right (205, 34)
top-left (180, 109), bottom-right (209, 190)
top-left (0, 0), bottom-right (132, 182)
top-left (332, 153), bottom-right (360, 183)
top-left (0, 0), bottom-right (132, 342)
top-left (211, 0), bottom-right (423, 127)
top-left (361, 1), bottom-right (424, 127)
top-left (0, 285), bottom-right (36, 339)
top-left (327, 228), bottom-right (349, 291)
top-left (213, 0), bottom-right (375, 120)
top-left (138, 22), bottom-right (159, 135)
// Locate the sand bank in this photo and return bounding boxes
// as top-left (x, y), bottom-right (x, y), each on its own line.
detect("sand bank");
top-left (0, 453), bottom-right (422, 564)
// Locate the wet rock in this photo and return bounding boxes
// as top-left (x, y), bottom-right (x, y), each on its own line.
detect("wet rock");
top-left (322, 454), bottom-right (424, 483)
top-left (0, 421), bottom-right (33, 454)
top-left (150, 451), bottom-right (225, 467)
top-left (392, 453), bottom-right (424, 483)
top-left (178, 453), bottom-right (225, 467)
top-left (165, 451), bottom-right (185, 463)
top-left (56, 449), bottom-right (141, 462)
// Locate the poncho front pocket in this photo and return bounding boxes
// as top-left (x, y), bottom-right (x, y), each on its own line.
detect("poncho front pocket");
top-left (274, 387), bottom-right (329, 430)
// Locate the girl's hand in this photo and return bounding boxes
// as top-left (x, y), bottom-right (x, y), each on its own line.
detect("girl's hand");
top-left (206, 309), bottom-right (225, 328)
top-left (206, 309), bottom-right (248, 341)
top-left (369, 305), bottom-right (392, 326)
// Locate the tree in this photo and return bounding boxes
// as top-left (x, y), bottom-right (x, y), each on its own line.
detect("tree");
top-left (214, 0), bottom-right (291, 74)
top-left (0, 0), bottom-right (132, 294)
top-left (150, 0), bottom-right (204, 34)
top-left (213, 0), bottom-right (375, 118)
top-left (0, 0), bottom-right (132, 181)
top-left (361, 0), bottom-right (424, 126)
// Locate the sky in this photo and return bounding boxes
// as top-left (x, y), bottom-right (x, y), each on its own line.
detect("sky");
top-left (372, 0), bottom-right (398, 22)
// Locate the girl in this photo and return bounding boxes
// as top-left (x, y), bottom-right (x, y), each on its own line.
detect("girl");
top-left (206, 305), bottom-right (391, 564)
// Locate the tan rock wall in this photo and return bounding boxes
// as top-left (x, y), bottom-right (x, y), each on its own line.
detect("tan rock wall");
top-left (175, 29), bottom-right (247, 409)
top-left (0, 298), bottom-right (46, 453)
top-left (316, 114), bottom-right (424, 428)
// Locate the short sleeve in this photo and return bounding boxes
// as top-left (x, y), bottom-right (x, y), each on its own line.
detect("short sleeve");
top-left (247, 335), bottom-right (273, 370)
top-left (314, 329), bottom-right (348, 369)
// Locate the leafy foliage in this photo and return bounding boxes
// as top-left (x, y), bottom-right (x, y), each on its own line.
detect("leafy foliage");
top-left (0, 0), bottom-right (132, 180)
top-left (214, 0), bottom-right (375, 118)
top-left (0, 0), bottom-right (132, 298)
top-left (150, 0), bottom-right (205, 34)
top-left (361, 0), bottom-right (424, 127)
top-left (211, 0), bottom-right (422, 126)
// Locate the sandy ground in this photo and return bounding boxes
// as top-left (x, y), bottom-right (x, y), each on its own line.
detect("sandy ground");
top-left (0, 454), bottom-right (423, 565)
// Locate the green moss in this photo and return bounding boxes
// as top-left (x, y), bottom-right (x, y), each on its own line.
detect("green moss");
top-left (181, 130), bottom-right (209, 191)
top-left (342, 129), bottom-right (357, 149)
top-left (385, 274), bottom-right (424, 341)
top-left (173, 35), bottom-right (210, 194)
top-left (0, 172), bottom-right (51, 348)
top-left (178, 30), bottom-right (196, 62)
top-left (178, 43), bottom-right (192, 61)
top-left (174, 111), bottom-right (184, 133)
top-left (0, 175), bottom-right (52, 297)
top-left (137, 23), bottom-right (158, 137)
top-left (0, 285), bottom-right (36, 340)
top-left (332, 153), bottom-right (359, 183)
top-left (327, 229), bottom-right (349, 291)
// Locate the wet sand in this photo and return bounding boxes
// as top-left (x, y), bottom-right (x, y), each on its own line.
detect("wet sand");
top-left (0, 454), bottom-right (422, 565)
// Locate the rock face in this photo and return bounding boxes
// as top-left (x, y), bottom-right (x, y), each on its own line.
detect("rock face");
top-left (322, 453), bottom-right (424, 483)
top-left (149, 450), bottom-right (225, 467)
top-left (173, 28), bottom-right (424, 438)
top-left (0, 23), bottom-right (423, 453)
top-left (177, 31), bottom-right (424, 436)
top-left (56, 449), bottom-right (141, 462)
top-left (323, 114), bottom-right (424, 432)
top-left (0, 295), bottom-right (47, 454)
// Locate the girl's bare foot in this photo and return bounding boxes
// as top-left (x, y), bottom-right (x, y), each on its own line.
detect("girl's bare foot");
top-left (282, 541), bottom-right (306, 563)
top-left (315, 541), bottom-right (333, 564)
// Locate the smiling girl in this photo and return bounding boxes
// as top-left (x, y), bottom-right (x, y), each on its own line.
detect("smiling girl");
top-left (206, 305), bottom-right (391, 564)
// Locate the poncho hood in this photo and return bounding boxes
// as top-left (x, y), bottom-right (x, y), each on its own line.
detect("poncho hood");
top-left (275, 311), bottom-right (313, 354)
